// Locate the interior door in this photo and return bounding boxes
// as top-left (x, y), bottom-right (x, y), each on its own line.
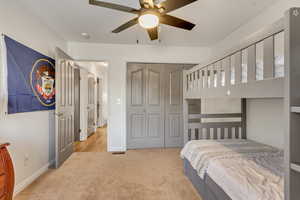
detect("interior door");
top-left (164, 64), bottom-right (184, 147)
top-left (96, 78), bottom-right (100, 126)
top-left (80, 69), bottom-right (89, 140)
top-left (74, 68), bottom-right (80, 142)
top-left (87, 76), bottom-right (96, 137)
top-left (55, 48), bottom-right (75, 168)
top-left (97, 77), bottom-right (103, 126)
top-left (127, 63), bottom-right (164, 149)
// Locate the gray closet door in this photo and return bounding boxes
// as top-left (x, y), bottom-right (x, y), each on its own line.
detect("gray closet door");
top-left (164, 64), bottom-right (184, 147)
top-left (127, 63), bottom-right (165, 149)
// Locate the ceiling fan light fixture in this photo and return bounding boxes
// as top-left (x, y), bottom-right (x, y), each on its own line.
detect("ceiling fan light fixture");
top-left (138, 14), bottom-right (159, 29)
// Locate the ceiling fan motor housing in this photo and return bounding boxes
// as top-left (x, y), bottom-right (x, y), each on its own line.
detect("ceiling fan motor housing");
top-left (139, 9), bottom-right (160, 18)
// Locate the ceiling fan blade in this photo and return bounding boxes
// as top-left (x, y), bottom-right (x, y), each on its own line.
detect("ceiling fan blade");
top-left (147, 27), bottom-right (158, 40)
top-left (139, 0), bottom-right (154, 8)
top-left (112, 18), bottom-right (138, 33)
top-left (158, 0), bottom-right (198, 13)
top-left (160, 15), bottom-right (195, 30)
top-left (89, 0), bottom-right (139, 14)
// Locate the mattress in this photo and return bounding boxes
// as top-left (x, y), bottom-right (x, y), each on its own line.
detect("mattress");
top-left (184, 158), bottom-right (231, 200)
top-left (181, 139), bottom-right (284, 200)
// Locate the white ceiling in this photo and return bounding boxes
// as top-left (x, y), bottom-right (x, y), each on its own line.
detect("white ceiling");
top-left (21, 0), bottom-right (279, 46)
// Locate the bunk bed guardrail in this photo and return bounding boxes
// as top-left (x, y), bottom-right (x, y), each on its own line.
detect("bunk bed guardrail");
top-left (187, 99), bottom-right (247, 141)
top-left (184, 18), bottom-right (285, 99)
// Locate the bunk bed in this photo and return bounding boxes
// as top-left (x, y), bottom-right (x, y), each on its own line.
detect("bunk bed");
top-left (181, 8), bottom-right (300, 200)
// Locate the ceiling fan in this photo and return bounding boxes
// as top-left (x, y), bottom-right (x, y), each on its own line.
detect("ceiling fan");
top-left (89, 0), bottom-right (198, 40)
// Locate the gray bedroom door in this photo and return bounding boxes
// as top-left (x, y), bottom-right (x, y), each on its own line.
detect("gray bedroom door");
top-left (74, 68), bottom-right (80, 142)
top-left (55, 48), bottom-right (75, 168)
top-left (127, 63), bottom-right (165, 149)
top-left (87, 76), bottom-right (96, 136)
top-left (97, 77), bottom-right (103, 126)
top-left (164, 64), bottom-right (184, 147)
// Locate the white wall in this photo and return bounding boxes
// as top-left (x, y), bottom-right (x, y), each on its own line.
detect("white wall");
top-left (0, 0), bottom-right (66, 194)
top-left (247, 99), bottom-right (284, 149)
top-left (212, 0), bottom-right (300, 55)
top-left (68, 42), bottom-right (211, 152)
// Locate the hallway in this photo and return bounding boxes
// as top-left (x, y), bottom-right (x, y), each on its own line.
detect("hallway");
top-left (75, 126), bottom-right (107, 152)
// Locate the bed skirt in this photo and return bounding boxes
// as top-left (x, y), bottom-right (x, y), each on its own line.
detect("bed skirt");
top-left (183, 158), bottom-right (231, 200)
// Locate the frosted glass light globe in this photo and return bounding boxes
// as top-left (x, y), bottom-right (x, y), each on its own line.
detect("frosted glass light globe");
top-left (138, 14), bottom-right (159, 29)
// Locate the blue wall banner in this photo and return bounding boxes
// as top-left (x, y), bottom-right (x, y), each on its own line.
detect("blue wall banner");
top-left (3, 36), bottom-right (55, 114)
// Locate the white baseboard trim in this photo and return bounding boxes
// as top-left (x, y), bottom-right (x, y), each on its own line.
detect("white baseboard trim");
top-left (14, 162), bottom-right (50, 196)
top-left (108, 146), bottom-right (126, 152)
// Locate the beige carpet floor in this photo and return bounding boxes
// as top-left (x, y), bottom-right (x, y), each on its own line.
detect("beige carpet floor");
top-left (15, 148), bottom-right (202, 200)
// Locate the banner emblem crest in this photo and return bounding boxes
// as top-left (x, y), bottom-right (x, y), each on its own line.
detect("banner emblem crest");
top-left (30, 59), bottom-right (55, 107)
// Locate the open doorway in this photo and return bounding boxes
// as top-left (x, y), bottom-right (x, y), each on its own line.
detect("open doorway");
top-left (73, 61), bottom-right (108, 152)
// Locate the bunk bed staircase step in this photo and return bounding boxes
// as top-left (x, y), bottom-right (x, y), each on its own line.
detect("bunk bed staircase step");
top-left (291, 106), bottom-right (300, 113)
top-left (291, 163), bottom-right (300, 173)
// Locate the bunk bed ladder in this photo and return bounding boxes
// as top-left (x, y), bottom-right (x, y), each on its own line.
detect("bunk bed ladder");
top-left (285, 7), bottom-right (300, 200)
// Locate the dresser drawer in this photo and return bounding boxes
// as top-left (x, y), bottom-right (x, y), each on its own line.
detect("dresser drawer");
top-left (0, 162), bottom-right (4, 175)
top-left (0, 144), bottom-right (14, 200)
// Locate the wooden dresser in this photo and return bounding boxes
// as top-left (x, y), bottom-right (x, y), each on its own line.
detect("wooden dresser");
top-left (0, 143), bottom-right (14, 200)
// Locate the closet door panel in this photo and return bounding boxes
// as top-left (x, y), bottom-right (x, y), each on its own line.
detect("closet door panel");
top-left (127, 63), bottom-right (164, 149)
top-left (165, 64), bottom-right (184, 147)
top-left (145, 64), bottom-right (165, 146)
top-left (130, 113), bottom-right (146, 138)
top-left (127, 63), bottom-right (148, 148)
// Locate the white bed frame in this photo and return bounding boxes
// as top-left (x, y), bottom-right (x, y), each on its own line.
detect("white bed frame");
top-left (182, 8), bottom-right (300, 200)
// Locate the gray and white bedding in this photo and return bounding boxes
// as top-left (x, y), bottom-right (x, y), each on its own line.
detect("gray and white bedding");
top-left (181, 139), bottom-right (284, 200)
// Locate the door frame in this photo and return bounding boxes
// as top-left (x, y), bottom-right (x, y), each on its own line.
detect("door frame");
top-left (72, 60), bottom-right (108, 140)
top-left (52, 56), bottom-right (109, 167)
top-left (87, 73), bottom-right (96, 137)
top-left (125, 62), bottom-right (196, 149)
